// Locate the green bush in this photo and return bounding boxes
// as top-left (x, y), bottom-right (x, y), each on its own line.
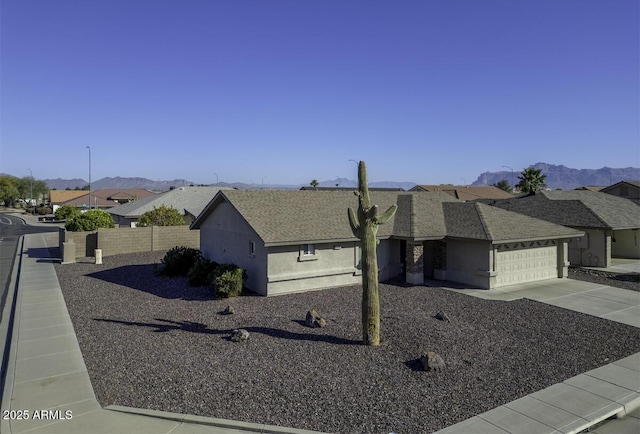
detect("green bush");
top-left (162, 246), bottom-right (202, 277)
top-left (187, 258), bottom-right (219, 286)
top-left (55, 205), bottom-right (81, 221)
top-left (138, 205), bottom-right (185, 227)
top-left (65, 209), bottom-right (115, 231)
top-left (213, 267), bottom-right (244, 298)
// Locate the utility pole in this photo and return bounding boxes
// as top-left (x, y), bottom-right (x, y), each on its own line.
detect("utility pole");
top-left (27, 168), bottom-right (34, 214)
top-left (86, 146), bottom-right (91, 209)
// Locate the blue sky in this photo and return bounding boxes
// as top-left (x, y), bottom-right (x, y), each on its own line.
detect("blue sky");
top-left (1, 0), bottom-right (638, 186)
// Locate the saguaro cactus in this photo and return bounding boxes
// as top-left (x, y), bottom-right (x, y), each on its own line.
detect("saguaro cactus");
top-left (348, 161), bottom-right (398, 346)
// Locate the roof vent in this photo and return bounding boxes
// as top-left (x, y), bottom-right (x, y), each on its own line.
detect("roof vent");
top-left (179, 187), bottom-right (185, 191)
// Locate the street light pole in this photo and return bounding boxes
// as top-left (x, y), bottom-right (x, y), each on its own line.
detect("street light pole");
top-left (86, 146), bottom-right (91, 209)
top-left (27, 168), bottom-right (34, 214)
top-left (502, 165), bottom-right (514, 191)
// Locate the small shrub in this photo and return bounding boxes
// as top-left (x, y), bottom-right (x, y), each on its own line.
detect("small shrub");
top-left (214, 267), bottom-right (244, 298)
top-left (187, 258), bottom-right (219, 287)
top-left (162, 246), bottom-right (202, 277)
top-left (138, 205), bottom-right (185, 227)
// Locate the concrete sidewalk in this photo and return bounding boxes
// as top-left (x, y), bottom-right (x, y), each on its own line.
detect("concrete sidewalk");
top-left (1, 232), bottom-right (639, 433)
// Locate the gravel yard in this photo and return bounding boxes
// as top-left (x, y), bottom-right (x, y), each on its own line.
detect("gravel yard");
top-left (54, 252), bottom-right (640, 434)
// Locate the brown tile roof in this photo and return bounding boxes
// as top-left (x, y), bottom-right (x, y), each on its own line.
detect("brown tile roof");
top-left (49, 190), bottom-right (87, 204)
top-left (60, 193), bottom-right (119, 208)
top-left (411, 185), bottom-right (514, 201)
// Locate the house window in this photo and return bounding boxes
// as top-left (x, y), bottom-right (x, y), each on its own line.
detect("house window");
top-left (249, 241), bottom-right (255, 255)
top-left (303, 244), bottom-right (315, 256)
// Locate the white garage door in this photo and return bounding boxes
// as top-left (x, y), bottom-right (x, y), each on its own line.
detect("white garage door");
top-left (495, 241), bottom-right (558, 287)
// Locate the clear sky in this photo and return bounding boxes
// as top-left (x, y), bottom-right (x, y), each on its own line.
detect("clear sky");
top-left (1, 0), bottom-right (638, 186)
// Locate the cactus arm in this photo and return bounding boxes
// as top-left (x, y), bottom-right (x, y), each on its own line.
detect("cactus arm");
top-left (375, 204), bottom-right (398, 225)
top-left (348, 207), bottom-right (360, 237)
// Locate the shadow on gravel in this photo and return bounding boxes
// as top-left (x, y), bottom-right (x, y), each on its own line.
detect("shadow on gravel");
top-left (243, 326), bottom-right (361, 345)
top-left (403, 358), bottom-right (424, 372)
top-left (93, 318), bottom-right (360, 345)
top-left (87, 265), bottom-right (217, 301)
top-left (94, 318), bottom-right (230, 335)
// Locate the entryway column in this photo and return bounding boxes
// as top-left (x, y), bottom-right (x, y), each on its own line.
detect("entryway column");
top-left (406, 242), bottom-right (424, 285)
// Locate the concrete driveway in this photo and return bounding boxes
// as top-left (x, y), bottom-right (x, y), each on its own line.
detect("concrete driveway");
top-left (436, 278), bottom-right (640, 328)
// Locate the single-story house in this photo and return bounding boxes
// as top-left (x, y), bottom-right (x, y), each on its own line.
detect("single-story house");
top-left (410, 184), bottom-right (514, 201)
top-left (50, 188), bottom-right (157, 212)
top-left (600, 180), bottom-right (640, 205)
top-left (191, 190), bottom-right (583, 296)
top-left (482, 190), bottom-right (640, 267)
top-left (108, 186), bottom-right (232, 227)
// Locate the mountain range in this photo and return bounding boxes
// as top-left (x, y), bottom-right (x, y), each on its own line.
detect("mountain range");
top-left (472, 163), bottom-right (640, 190)
top-left (39, 163), bottom-right (640, 192)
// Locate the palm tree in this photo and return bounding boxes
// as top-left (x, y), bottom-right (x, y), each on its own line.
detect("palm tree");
top-left (310, 179), bottom-right (319, 189)
top-left (516, 167), bottom-right (547, 194)
top-left (493, 179), bottom-right (513, 193)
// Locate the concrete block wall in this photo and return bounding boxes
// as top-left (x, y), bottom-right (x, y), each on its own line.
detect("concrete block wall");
top-left (59, 226), bottom-right (200, 259)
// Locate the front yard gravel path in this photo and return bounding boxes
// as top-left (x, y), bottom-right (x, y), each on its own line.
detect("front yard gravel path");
top-left (54, 252), bottom-right (640, 434)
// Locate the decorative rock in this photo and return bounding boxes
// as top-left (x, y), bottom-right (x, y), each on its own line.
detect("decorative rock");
top-left (435, 311), bottom-right (450, 322)
top-left (420, 351), bottom-right (445, 372)
top-left (221, 305), bottom-right (235, 315)
top-left (230, 329), bottom-right (249, 342)
top-left (305, 309), bottom-right (327, 328)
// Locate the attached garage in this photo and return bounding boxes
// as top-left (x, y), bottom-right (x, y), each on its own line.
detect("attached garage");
top-left (495, 241), bottom-right (558, 287)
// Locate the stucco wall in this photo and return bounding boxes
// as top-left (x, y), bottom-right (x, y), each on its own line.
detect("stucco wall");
top-left (199, 202), bottom-right (267, 295)
top-left (568, 228), bottom-right (610, 267)
top-left (265, 239), bottom-right (399, 296)
top-left (612, 229), bottom-right (640, 259)
top-left (267, 242), bottom-right (360, 296)
top-left (445, 239), bottom-right (491, 288)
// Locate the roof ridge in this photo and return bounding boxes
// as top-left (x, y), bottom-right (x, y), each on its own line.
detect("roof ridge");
top-left (474, 202), bottom-right (492, 239)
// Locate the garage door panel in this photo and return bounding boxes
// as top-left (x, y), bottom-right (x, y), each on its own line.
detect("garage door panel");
top-left (496, 243), bottom-right (557, 287)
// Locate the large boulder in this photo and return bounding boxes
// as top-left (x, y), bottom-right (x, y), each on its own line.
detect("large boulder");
top-left (420, 351), bottom-right (445, 372)
top-left (305, 309), bottom-right (327, 328)
top-left (230, 329), bottom-right (250, 342)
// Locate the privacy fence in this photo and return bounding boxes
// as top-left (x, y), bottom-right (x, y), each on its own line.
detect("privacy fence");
top-left (59, 226), bottom-right (200, 261)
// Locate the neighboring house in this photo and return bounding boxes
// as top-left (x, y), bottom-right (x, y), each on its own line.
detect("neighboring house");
top-left (108, 186), bottom-right (233, 227)
top-left (410, 185), bottom-right (514, 201)
top-left (49, 190), bottom-right (88, 210)
top-left (191, 190), bottom-right (582, 296)
top-left (483, 190), bottom-right (640, 267)
top-left (50, 188), bottom-right (157, 211)
top-left (600, 180), bottom-right (640, 205)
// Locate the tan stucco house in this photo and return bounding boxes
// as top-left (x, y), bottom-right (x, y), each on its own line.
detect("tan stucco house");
top-left (191, 190), bottom-right (583, 296)
top-left (483, 190), bottom-right (640, 267)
